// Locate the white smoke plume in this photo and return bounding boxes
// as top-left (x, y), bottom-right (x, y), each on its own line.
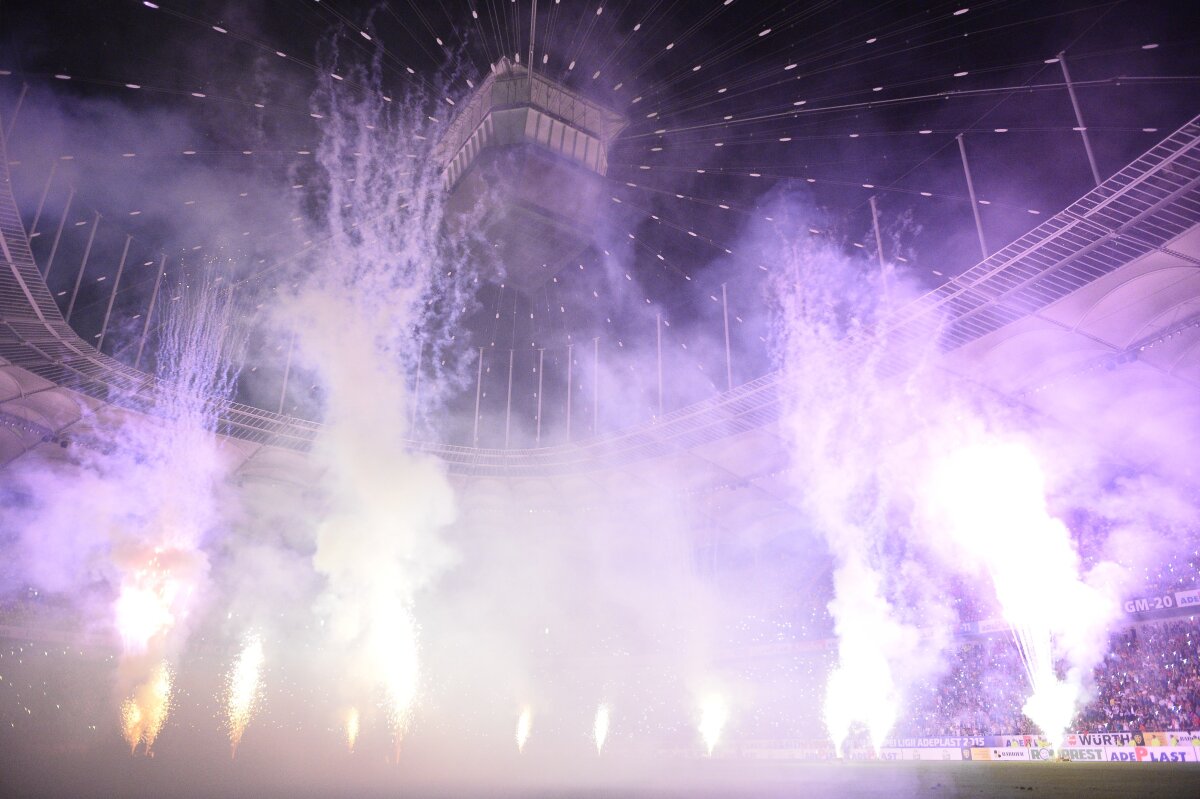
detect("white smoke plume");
top-left (917, 433), bottom-right (1121, 748)
top-left (2, 274), bottom-right (242, 754)
top-left (767, 207), bottom-right (1163, 754)
top-left (769, 221), bottom-right (947, 755)
top-left (275, 50), bottom-right (471, 752)
top-left (112, 277), bottom-right (244, 754)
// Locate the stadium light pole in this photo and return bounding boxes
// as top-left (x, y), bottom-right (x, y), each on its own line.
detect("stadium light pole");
top-left (411, 345), bottom-right (423, 432)
top-left (277, 333), bottom-right (294, 415)
top-left (869, 195), bottom-right (892, 304)
top-left (869, 196), bottom-right (887, 271)
top-left (3, 82), bottom-right (27, 140)
top-left (592, 337), bottom-right (599, 435)
top-left (527, 0), bottom-right (538, 88)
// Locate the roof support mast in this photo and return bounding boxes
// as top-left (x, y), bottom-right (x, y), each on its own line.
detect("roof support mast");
top-left (43, 185), bottom-right (74, 279)
top-left (527, 0), bottom-right (537, 89)
top-left (66, 211), bottom-right (100, 322)
top-left (656, 313), bottom-right (663, 418)
top-left (277, 333), bottom-right (295, 415)
top-left (97, 234), bottom-right (131, 352)
top-left (134, 255), bottom-right (166, 370)
top-left (29, 160), bottom-right (56, 238)
top-left (869, 195), bottom-right (892, 305)
top-left (956, 134), bottom-right (989, 261)
top-left (1058, 52), bottom-right (1103, 187)
top-left (473, 346), bottom-right (485, 445)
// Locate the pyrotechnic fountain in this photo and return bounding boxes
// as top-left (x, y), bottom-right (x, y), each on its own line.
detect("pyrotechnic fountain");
top-left (772, 233), bottom-right (930, 758)
top-left (516, 705), bottom-right (533, 753)
top-left (281, 51), bottom-right (467, 761)
top-left (99, 281), bottom-right (240, 757)
top-left (120, 661), bottom-right (172, 756)
top-left (1, 2), bottom-right (1199, 796)
top-left (345, 706), bottom-right (360, 753)
top-left (1, 81), bottom-right (1196, 797)
top-left (699, 694), bottom-right (727, 757)
top-left (923, 440), bottom-right (1120, 749)
top-left (114, 551), bottom-right (183, 655)
top-left (226, 633), bottom-right (265, 757)
top-left (115, 551), bottom-right (181, 756)
top-left (593, 704), bottom-right (610, 755)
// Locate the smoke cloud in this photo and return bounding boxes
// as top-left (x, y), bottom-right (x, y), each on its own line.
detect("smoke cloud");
top-left (766, 195), bottom-right (1196, 755)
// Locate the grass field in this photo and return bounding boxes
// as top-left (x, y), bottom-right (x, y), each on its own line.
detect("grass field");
top-left (635, 760), bottom-right (1200, 799)
top-left (5, 754), bottom-right (1200, 798)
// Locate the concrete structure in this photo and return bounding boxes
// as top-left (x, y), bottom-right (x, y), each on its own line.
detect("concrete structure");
top-left (2, 118), bottom-right (1199, 504)
top-left (438, 58), bottom-right (628, 293)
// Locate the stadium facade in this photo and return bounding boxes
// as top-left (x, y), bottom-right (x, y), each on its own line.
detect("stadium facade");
top-left (2, 12), bottom-right (1200, 790)
top-left (2, 117), bottom-right (1198, 494)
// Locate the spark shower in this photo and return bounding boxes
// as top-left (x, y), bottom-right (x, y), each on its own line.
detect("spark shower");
top-left (1, 2), bottom-right (1199, 797)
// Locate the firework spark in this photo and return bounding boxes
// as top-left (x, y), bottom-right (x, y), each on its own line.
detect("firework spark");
top-left (121, 661), bottom-right (172, 755)
top-left (345, 707), bottom-right (360, 752)
top-left (379, 606), bottom-right (420, 751)
top-left (515, 706), bottom-right (532, 753)
top-left (593, 703), bottom-right (610, 754)
top-left (699, 694), bottom-right (727, 757)
top-left (924, 440), bottom-right (1117, 750)
top-left (114, 547), bottom-right (190, 756)
top-left (226, 634), bottom-right (265, 757)
top-left (115, 549), bottom-right (181, 655)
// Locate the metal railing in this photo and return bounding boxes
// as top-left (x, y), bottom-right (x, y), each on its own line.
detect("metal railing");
top-left (3, 116), bottom-right (1199, 477)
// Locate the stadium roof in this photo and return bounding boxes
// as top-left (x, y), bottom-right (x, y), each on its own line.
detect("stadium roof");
top-left (3, 116), bottom-right (1198, 486)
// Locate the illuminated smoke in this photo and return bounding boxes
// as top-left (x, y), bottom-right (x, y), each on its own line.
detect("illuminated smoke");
top-left (592, 703), bottom-right (610, 754)
top-left (121, 662), bottom-right (172, 755)
top-left (772, 221), bottom-right (1131, 755)
top-left (822, 561), bottom-right (903, 756)
top-left (115, 550), bottom-right (184, 655)
top-left (287, 44), bottom-right (467, 756)
top-left (301, 310), bottom-right (454, 750)
top-left (515, 706), bottom-right (532, 753)
top-left (107, 280), bottom-right (240, 756)
top-left (770, 230), bottom-right (1103, 755)
top-left (115, 548), bottom-right (188, 756)
top-left (922, 439), bottom-right (1120, 749)
top-left (770, 227), bottom-right (1132, 754)
top-left (698, 694), bottom-right (727, 756)
top-left (112, 541), bottom-right (202, 757)
top-left (226, 633), bottom-right (266, 757)
top-left (771, 230), bottom-right (933, 757)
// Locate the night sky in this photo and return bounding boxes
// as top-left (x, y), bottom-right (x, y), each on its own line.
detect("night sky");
top-left (2, 0), bottom-right (1198, 440)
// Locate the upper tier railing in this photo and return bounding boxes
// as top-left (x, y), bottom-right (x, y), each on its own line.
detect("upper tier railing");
top-left (3, 116), bottom-right (1199, 476)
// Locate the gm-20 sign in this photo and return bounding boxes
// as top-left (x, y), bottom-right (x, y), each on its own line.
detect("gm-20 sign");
top-left (1124, 593), bottom-right (1178, 614)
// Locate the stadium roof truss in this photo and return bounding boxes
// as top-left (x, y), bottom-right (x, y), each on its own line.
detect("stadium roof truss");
top-left (2, 116), bottom-right (1199, 479)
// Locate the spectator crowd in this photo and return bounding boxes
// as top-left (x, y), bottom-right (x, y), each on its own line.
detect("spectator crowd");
top-left (895, 619), bottom-right (1200, 737)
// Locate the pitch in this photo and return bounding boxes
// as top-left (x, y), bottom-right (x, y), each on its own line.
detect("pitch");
top-left (6, 755), bottom-right (1200, 799)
